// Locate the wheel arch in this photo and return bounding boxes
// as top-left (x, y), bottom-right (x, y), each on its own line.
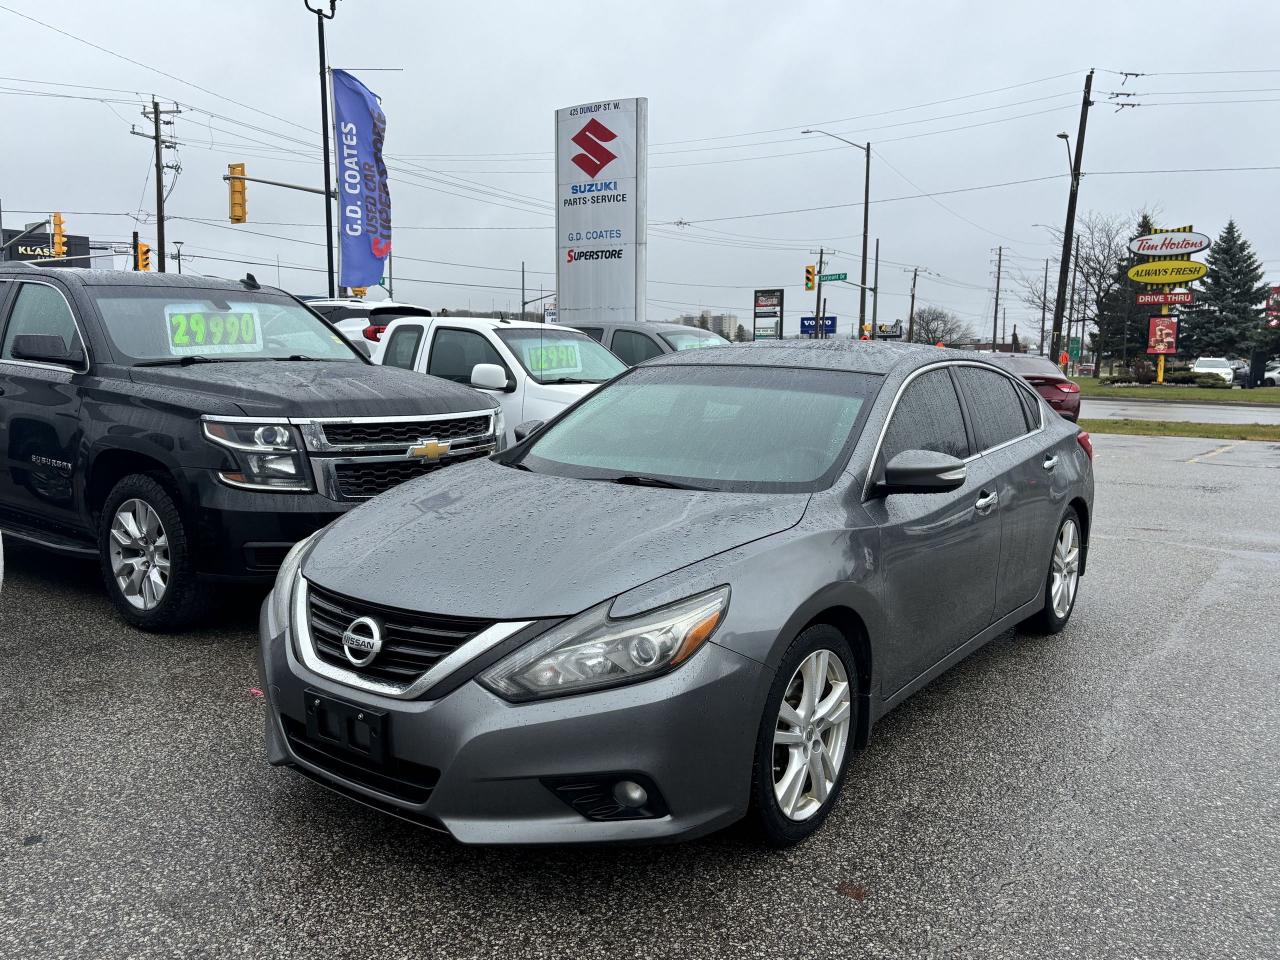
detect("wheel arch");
top-left (1068, 495), bottom-right (1090, 576)
top-left (85, 447), bottom-right (182, 521)
top-left (797, 605), bottom-right (875, 749)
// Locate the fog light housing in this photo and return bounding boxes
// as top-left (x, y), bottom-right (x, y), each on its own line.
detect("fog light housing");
top-left (542, 773), bottom-right (668, 821)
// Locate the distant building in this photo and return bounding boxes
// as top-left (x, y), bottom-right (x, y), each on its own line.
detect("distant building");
top-left (673, 309), bottom-right (739, 339)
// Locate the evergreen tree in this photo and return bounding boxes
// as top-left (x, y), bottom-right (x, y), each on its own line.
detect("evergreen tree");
top-left (1180, 220), bottom-right (1269, 358)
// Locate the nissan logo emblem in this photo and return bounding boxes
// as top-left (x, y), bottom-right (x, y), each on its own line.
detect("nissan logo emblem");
top-left (341, 616), bottom-right (383, 667)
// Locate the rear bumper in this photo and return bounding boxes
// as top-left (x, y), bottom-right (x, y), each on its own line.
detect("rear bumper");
top-left (259, 597), bottom-right (767, 844)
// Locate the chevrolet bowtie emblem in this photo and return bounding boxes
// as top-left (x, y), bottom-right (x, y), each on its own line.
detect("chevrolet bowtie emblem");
top-left (409, 439), bottom-right (450, 460)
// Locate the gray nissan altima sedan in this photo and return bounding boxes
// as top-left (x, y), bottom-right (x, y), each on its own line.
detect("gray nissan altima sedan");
top-left (259, 340), bottom-right (1094, 846)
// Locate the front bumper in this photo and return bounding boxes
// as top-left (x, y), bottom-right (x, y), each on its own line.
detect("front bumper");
top-left (259, 596), bottom-right (767, 844)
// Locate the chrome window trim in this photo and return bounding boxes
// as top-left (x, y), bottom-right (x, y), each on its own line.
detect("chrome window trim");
top-left (862, 359), bottom-right (1045, 500)
top-left (290, 577), bottom-right (533, 700)
top-left (0, 278), bottom-right (91, 374)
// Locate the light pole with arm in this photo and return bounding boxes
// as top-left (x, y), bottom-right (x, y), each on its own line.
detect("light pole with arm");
top-left (802, 129), bottom-right (871, 331)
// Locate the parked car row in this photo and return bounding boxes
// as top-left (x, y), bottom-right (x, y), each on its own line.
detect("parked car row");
top-left (1, 266), bottom-right (1094, 848)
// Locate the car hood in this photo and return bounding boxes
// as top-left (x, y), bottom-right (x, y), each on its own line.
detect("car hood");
top-left (302, 458), bottom-right (809, 619)
top-left (128, 361), bottom-right (494, 418)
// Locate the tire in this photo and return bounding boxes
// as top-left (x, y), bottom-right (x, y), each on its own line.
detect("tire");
top-left (1024, 507), bottom-right (1083, 635)
top-left (750, 624), bottom-right (858, 847)
top-left (98, 473), bottom-right (209, 631)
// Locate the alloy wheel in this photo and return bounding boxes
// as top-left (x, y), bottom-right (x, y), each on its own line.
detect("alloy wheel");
top-left (772, 648), bottom-right (852, 821)
top-left (1050, 518), bottom-right (1080, 619)
top-left (109, 498), bottom-right (170, 611)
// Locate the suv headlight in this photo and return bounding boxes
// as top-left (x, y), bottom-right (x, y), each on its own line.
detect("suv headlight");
top-left (479, 586), bottom-right (729, 702)
top-left (203, 418), bottom-right (312, 492)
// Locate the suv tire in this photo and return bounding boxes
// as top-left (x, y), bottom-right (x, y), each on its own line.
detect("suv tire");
top-left (98, 474), bottom-right (208, 631)
top-left (750, 624), bottom-right (858, 847)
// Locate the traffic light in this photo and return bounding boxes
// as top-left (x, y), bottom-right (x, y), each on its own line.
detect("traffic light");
top-left (228, 163), bottom-right (247, 223)
top-left (136, 242), bottom-right (152, 272)
top-left (51, 212), bottom-right (67, 258)
top-left (804, 264), bottom-right (816, 291)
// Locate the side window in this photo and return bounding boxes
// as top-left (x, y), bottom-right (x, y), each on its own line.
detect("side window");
top-left (426, 328), bottom-right (508, 384)
top-left (1016, 383), bottom-right (1042, 430)
top-left (881, 368), bottom-right (969, 463)
top-left (956, 367), bottom-right (1032, 451)
top-left (577, 327), bottom-right (604, 343)
top-left (611, 329), bottom-right (664, 366)
top-left (382, 324), bottom-right (423, 370)
top-left (1, 283), bottom-right (83, 363)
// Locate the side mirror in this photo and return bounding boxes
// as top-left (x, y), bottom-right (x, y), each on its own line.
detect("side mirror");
top-left (350, 340), bottom-right (372, 359)
top-left (875, 449), bottom-right (966, 496)
top-left (12, 334), bottom-right (82, 368)
top-left (513, 420), bottom-right (544, 442)
top-left (471, 362), bottom-right (511, 392)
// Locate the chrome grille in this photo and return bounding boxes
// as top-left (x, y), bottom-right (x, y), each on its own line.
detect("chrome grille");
top-left (321, 416), bottom-right (491, 448)
top-left (306, 583), bottom-right (496, 686)
top-left (332, 448), bottom-right (489, 499)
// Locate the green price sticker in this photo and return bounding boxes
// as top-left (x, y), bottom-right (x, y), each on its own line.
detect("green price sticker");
top-left (524, 341), bottom-right (582, 377)
top-left (165, 303), bottom-right (263, 356)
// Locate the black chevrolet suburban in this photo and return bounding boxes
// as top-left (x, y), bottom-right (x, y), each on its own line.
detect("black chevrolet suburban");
top-left (0, 267), bottom-right (502, 630)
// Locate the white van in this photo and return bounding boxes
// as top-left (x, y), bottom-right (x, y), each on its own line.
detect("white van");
top-left (373, 316), bottom-right (626, 444)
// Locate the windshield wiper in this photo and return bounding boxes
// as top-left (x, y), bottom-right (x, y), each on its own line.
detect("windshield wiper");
top-left (541, 377), bottom-right (602, 385)
top-left (133, 355), bottom-right (232, 367)
top-left (611, 474), bottom-right (706, 491)
top-left (271, 354), bottom-right (323, 361)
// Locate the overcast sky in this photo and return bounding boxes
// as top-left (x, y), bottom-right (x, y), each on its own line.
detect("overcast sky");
top-left (2, 0), bottom-right (1276, 338)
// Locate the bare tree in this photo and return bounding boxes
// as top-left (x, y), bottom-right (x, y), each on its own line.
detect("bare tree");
top-left (909, 305), bottom-right (974, 345)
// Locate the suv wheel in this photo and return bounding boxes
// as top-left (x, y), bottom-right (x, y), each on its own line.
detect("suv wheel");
top-left (750, 624), bottom-right (857, 846)
top-left (98, 474), bottom-right (207, 631)
top-left (1025, 507), bottom-right (1082, 634)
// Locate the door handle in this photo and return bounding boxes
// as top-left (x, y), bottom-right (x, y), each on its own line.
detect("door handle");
top-left (1042, 455), bottom-right (1059, 470)
top-left (974, 490), bottom-right (998, 514)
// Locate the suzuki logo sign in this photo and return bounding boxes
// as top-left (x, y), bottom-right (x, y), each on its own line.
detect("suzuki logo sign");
top-left (570, 118), bottom-right (618, 178)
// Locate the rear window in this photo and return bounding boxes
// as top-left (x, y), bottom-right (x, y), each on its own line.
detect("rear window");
top-left (993, 355), bottom-right (1063, 378)
top-left (955, 366), bottom-right (1032, 451)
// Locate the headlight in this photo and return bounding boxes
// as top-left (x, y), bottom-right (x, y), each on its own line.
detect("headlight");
top-left (492, 406), bottom-right (507, 451)
top-left (268, 531), bottom-right (318, 634)
top-left (203, 417), bottom-right (312, 492)
top-left (479, 586), bottom-right (729, 702)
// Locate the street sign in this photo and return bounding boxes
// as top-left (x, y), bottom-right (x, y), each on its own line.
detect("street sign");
top-left (1136, 291), bottom-right (1194, 306)
top-left (800, 316), bottom-right (836, 335)
top-left (753, 288), bottom-right (784, 340)
top-left (1127, 260), bottom-right (1207, 285)
top-left (1128, 231), bottom-right (1211, 257)
top-left (818, 272), bottom-right (847, 283)
top-left (1068, 336), bottom-right (1081, 361)
top-left (1146, 316), bottom-right (1178, 355)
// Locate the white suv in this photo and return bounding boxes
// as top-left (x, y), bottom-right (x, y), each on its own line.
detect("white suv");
top-left (1191, 357), bottom-right (1233, 384)
top-left (302, 298), bottom-right (434, 345)
top-left (373, 316), bottom-right (627, 444)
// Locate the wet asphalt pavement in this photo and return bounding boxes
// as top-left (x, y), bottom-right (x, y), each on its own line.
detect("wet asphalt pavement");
top-left (1, 434), bottom-right (1277, 960)
top-left (1081, 395), bottom-right (1280, 425)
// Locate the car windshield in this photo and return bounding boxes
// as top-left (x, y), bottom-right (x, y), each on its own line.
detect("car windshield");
top-left (515, 364), bottom-right (880, 492)
top-left (660, 330), bottom-right (731, 351)
top-left (89, 286), bottom-right (363, 364)
top-left (496, 327), bottom-right (626, 384)
top-left (1196, 358), bottom-right (1229, 368)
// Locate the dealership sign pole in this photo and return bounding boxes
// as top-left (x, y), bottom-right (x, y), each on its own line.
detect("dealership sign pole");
top-left (556, 98), bottom-right (648, 325)
top-left (753, 288), bottom-right (783, 340)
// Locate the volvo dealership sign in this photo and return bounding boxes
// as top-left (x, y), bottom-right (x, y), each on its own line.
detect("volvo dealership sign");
top-left (1128, 231), bottom-right (1211, 257)
top-left (556, 98), bottom-right (648, 324)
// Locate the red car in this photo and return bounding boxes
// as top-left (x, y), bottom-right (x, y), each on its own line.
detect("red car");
top-left (988, 354), bottom-right (1081, 421)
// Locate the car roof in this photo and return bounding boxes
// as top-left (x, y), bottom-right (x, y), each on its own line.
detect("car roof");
top-left (0, 265), bottom-right (300, 294)
top-left (645, 338), bottom-right (1008, 376)
top-left (572, 320), bottom-right (726, 335)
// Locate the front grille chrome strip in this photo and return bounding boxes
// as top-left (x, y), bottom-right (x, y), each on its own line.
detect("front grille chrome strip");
top-left (292, 411), bottom-right (496, 453)
top-left (291, 578), bottom-right (533, 700)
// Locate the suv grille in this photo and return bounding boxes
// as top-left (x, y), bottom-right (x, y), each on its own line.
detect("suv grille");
top-left (333, 448), bottom-right (489, 499)
top-left (322, 416), bottom-right (491, 447)
top-left (307, 583), bottom-right (496, 686)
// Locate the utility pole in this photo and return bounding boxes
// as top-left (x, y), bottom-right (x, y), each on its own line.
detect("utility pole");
top-left (1039, 257), bottom-right (1049, 354)
top-left (813, 247), bottom-right (825, 339)
top-left (1002, 306), bottom-right (1007, 345)
top-left (870, 238), bottom-right (880, 339)
top-left (1066, 234), bottom-right (1081, 372)
top-left (1050, 69), bottom-right (1094, 364)
top-left (859, 142), bottom-right (871, 331)
top-left (135, 100), bottom-right (182, 272)
top-left (906, 267), bottom-right (918, 343)
top-left (991, 246), bottom-right (1003, 352)
top-left (521, 261), bottom-right (525, 321)
top-left (305, 0), bottom-right (340, 298)
top-left (821, 296), bottom-right (827, 338)
top-left (173, 240), bottom-right (183, 275)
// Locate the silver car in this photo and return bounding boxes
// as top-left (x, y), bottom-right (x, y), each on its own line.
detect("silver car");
top-left (259, 341), bottom-right (1095, 845)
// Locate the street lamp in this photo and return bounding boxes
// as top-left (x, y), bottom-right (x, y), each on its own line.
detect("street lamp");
top-left (801, 129), bottom-right (871, 332)
top-left (1056, 132), bottom-right (1073, 174)
top-left (172, 240), bottom-right (184, 275)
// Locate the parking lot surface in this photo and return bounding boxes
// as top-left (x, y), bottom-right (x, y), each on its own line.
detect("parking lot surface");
top-left (1081, 396), bottom-right (1280, 425)
top-left (2, 435), bottom-right (1277, 960)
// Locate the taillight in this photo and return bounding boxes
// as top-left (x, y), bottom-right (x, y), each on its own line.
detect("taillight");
top-left (1056, 382), bottom-right (1080, 393)
top-left (362, 324), bottom-right (386, 342)
top-left (1077, 431), bottom-right (1093, 461)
